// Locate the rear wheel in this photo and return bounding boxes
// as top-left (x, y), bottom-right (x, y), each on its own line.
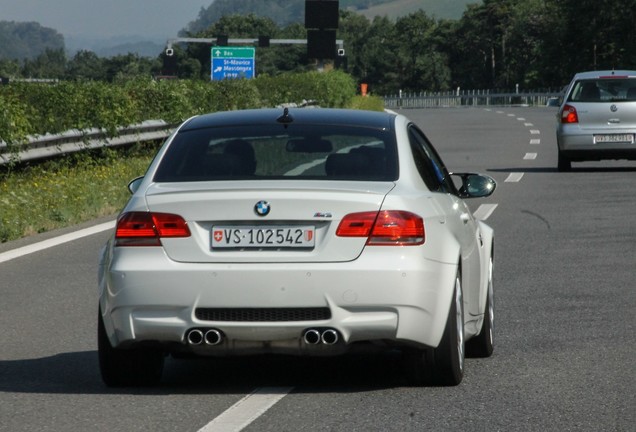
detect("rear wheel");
top-left (98, 308), bottom-right (164, 387)
top-left (466, 255), bottom-right (494, 357)
top-left (557, 151), bottom-right (571, 171)
top-left (405, 269), bottom-right (465, 386)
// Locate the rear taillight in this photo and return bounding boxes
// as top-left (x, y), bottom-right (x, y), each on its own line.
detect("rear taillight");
top-left (561, 104), bottom-right (578, 123)
top-left (115, 212), bottom-right (191, 246)
top-left (337, 210), bottom-right (425, 246)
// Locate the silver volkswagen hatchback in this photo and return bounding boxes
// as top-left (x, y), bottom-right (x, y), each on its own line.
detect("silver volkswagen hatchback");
top-left (556, 70), bottom-right (636, 171)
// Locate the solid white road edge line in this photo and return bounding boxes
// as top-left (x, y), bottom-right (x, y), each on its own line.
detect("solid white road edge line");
top-left (198, 387), bottom-right (294, 432)
top-left (0, 220), bottom-right (115, 264)
top-left (474, 204), bottom-right (498, 221)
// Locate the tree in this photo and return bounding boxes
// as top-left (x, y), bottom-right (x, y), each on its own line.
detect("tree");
top-left (505, 0), bottom-right (564, 88)
top-left (394, 11), bottom-right (451, 91)
top-left (555, 0), bottom-right (636, 73)
top-left (336, 10), bottom-right (372, 80)
top-left (66, 51), bottom-right (106, 81)
top-left (0, 59), bottom-right (21, 78)
top-left (22, 48), bottom-right (66, 78)
top-left (353, 16), bottom-right (402, 94)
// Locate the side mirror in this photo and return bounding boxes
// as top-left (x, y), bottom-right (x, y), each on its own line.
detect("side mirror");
top-left (451, 173), bottom-right (496, 198)
top-left (127, 176), bottom-right (144, 194)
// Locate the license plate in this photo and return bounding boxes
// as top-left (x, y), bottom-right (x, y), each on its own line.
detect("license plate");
top-left (212, 226), bottom-right (315, 249)
top-left (594, 134), bottom-right (634, 143)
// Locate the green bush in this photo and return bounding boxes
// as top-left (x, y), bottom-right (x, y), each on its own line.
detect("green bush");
top-left (0, 71), bottom-right (375, 242)
top-left (347, 95), bottom-right (385, 111)
top-left (0, 71), bottom-right (359, 145)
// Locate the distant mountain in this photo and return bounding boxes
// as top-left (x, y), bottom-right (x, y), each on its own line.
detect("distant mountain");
top-left (0, 21), bottom-right (65, 60)
top-left (1, 1), bottom-right (479, 60)
top-left (65, 35), bottom-right (164, 58)
top-left (184, 0), bottom-right (477, 35)
top-left (185, 0), bottom-right (304, 34)
top-left (353, 0), bottom-right (478, 20)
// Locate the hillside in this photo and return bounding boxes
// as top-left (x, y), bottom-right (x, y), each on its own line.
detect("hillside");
top-left (185, 0), bottom-right (479, 35)
top-left (0, 21), bottom-right (65, 60)
top-left (353, 0), bottom-right (479, 20)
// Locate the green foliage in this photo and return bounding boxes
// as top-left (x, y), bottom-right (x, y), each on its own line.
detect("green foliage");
top-left (0, 71), bottom-right (358, 145)
top-left (256, 70), bottom-right (356, 107)
top-left (347, 95), bottom-right (385, 111)
top-left (0, 92), bottom-right (34, 145)
top-left (0, 71), bottom-right (363, 243)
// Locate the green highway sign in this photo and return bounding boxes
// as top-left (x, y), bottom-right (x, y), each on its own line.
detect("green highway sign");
top-left (211, 47), bottom-right (255, 80)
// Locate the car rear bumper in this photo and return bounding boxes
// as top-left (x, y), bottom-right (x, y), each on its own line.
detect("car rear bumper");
top-left (557, 127), bottom-right (636, 160)
top-left (99, 246), bottom-right (457, 355)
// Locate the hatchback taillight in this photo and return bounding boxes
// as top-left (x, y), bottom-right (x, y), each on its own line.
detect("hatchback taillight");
top-left (561, 104), bottom-right (579, 123)
top-left (336, 210), bottom-right (425, 246)
top-left (115, 212), bottom-right (191, 246)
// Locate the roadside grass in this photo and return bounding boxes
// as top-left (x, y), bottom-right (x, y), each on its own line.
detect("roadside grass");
top-left (0, 143), bottom-right (158, 243)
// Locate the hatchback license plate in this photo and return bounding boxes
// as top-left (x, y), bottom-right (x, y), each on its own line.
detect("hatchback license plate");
top-left (594, 134), bottom-right (634, 144)
top-left (212, 226), bottom-right (315, 249)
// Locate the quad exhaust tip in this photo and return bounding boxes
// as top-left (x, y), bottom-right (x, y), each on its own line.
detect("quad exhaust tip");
top-left (303, 328), bottom-right (339, 345)
top-left (188, 328), bottom-right (337, 347)
top-left (186, 328), bottom-right (223, 346)
top-left (187, 329), bottom-right (204, 345)
top-left (204, 329), bottom-right (222, 346)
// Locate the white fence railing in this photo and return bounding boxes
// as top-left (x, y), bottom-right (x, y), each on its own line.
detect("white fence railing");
top-left (384, 89), bottom-right (562, 109)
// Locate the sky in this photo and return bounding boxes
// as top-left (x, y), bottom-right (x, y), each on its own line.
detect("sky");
top-left (0, 0), bottom-right (212, 42)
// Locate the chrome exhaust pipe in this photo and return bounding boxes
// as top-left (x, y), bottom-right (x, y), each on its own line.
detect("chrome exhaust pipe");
top-left (187, 329), bottom-right (204, 345)
top-left (303, 329), bottom-right (321, 345)
top-left (204, 329), bottom-right (223, 346)
top-left (321, 329), bottom-right (339, 345)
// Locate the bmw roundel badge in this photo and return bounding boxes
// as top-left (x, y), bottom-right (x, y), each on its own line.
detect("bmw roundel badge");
top-left (254, 200), bottom-right (270, 216)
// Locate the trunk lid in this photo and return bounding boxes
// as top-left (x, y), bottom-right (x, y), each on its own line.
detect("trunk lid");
top-left (143, 180), bottom-right (395, 263)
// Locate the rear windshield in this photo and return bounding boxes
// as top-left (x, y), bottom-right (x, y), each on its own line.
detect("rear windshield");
top-left (568, 78), bottom-right (636, 102)
top-left (153, 124), bottom-right (398, 182)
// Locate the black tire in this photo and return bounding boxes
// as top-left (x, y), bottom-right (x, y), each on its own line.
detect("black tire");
top-left (404, 270), bottom-right (465, 386)
top-left (466, 255), bottom-right (494, 358)
top-left (557, 151), bottom-right (571, 171)
top-left (98, 308), bottom-right (164, 387)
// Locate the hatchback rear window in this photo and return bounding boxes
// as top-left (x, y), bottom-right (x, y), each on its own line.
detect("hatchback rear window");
top-left (153, 124), bottom-right (398, 182)
top-left (569, 78), bottom-right (636, 102)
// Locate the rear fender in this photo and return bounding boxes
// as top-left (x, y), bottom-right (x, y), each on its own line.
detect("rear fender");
top-left (473, 221), bottom-right (494, 333)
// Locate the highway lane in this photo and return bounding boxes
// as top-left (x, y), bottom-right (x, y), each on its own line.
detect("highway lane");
top-left (1, 107), bottom-right (634, 432)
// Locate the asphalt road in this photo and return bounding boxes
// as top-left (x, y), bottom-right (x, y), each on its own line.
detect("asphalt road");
top-left (1, 107), bottom-right (634, 432)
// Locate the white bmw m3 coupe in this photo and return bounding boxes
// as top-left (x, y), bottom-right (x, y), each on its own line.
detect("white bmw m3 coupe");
top-left (98, 107), bottom-right (496, 387)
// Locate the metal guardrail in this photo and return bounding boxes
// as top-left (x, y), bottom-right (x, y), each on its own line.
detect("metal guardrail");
top-left (0, 120), bottom-right (175, 166)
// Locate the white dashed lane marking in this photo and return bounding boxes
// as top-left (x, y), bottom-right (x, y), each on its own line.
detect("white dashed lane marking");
top-left (474, 204), bottom-right (499, 221)
top-left (524, 153), bottom-right (538, 160)
top-left (198, 387), bottom-right (293, 432)
top-left (505, 173), bottom-right (524, 182)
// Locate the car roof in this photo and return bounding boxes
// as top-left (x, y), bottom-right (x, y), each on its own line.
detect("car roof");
top-left (571, 70), bottom-right (636, 80)
top-left (179, 108), bottom-right (397, 131)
